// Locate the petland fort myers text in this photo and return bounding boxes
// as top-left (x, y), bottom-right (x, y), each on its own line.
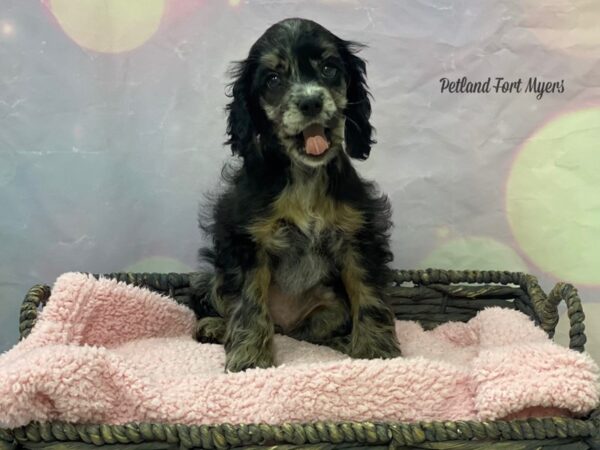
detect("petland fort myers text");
top-left (439, 77), bottom-right (565, 100)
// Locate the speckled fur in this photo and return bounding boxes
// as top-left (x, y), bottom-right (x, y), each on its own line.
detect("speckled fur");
top-left (193, 18), bottom-right (400, 372)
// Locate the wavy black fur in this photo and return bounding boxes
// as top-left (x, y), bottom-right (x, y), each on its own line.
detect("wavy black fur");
top-left (194, 18), bottom-right (399, 372)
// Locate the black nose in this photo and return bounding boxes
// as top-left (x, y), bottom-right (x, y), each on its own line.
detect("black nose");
top-left (297, 95), bottom-right (323, 117)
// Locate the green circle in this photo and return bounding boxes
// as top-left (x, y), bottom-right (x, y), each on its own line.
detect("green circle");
top-left (419, 236), bottom-right (529, 272)
top-left (506, 107), bottom-right (600, 284)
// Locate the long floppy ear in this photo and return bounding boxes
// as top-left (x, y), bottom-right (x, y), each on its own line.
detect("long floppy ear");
top-left (340, 41), bottom-right (375, 160)
top-left (225, 60), bottom-right (255, 157)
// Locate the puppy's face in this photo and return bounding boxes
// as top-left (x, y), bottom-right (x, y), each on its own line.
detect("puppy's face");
top-left (227, 19), bottom-right (374, 166)
top-left (256, 25), bottom-right (347, 167)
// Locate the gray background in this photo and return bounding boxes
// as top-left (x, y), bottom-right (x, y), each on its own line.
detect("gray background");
top-left (1, 0), bottom-right (599, 361)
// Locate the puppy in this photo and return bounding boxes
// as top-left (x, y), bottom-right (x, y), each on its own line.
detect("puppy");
top-left (193, 18), bottom-right (401, 372)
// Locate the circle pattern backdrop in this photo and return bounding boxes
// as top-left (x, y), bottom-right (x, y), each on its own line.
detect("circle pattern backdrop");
top-left (420, 236), bottom-right (529, 273)
top-left (49, 0), bottom-right (165, 53)
top-left (522, 0), bottom-right (600, 59)
top-left (506, 106), bottom-right (600, 285)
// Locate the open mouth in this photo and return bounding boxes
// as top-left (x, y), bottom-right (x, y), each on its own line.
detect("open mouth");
top-left (294, 124), bottom-right (332, 158)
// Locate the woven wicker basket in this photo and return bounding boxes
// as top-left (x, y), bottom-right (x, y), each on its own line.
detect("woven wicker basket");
top-left (1, 269), bottom-right (598, 450)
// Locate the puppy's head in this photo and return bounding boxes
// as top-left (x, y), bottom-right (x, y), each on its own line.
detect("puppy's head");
top-left (226, 18), bottom-right (374, 167)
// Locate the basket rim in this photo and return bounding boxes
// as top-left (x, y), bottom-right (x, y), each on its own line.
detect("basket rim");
top-left (2, 416), bottom-right (600, 448)
top-left (18, 268), bottom-right (587, 351)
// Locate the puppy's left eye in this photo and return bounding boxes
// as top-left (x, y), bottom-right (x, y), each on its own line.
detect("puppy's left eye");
top-left (321, 64), bottom-right (337, 79)
top-left (266, 73), bottom-right (282, 88)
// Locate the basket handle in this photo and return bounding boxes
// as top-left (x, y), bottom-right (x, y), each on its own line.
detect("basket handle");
top-left (18, 284), bottom-right (50, 340)
top-left (539, 282), bottom-right (587, 352)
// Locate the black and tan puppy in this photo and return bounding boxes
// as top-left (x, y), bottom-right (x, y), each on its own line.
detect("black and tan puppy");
top-left (193, 18), bottom-right (401, 372)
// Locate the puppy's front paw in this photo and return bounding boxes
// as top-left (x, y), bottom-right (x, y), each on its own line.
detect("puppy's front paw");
top-left (225, 346), bottom-right (274, 372)
top-left (195, 317), bottom-right (226, 344)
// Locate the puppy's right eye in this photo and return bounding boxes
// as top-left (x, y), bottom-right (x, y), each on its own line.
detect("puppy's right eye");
top-left (321, 64), bottom-right (337, 79)
top-left (266, 73), bottom-right (281, 89)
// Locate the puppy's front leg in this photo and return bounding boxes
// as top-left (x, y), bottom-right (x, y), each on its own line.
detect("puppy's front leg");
top-left (341, 248), bottom-right (401, 359)
top-left (224, 258), bottom-right (275, 372)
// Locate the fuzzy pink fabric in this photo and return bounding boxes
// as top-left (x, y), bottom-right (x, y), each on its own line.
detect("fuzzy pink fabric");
top-left (0, 273), bottom-right (597, 428)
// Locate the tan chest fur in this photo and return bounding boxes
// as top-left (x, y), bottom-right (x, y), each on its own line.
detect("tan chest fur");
top-left (246, 169), bottom-right (362, 329)
top-left (247, 170), bottom-right (363, 253)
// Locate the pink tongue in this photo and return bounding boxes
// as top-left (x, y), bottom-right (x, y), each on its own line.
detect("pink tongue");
top-left (303, 124), bottom-right (329, 156)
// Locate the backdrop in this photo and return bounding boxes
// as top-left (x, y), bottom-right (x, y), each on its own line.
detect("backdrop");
top-left (1, 0), bottom-right (599, 361)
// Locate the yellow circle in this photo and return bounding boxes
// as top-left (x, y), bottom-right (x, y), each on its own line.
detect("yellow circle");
top-left (507, 107), bottom-right (600, 284)
top-left (50, 0), bottom-right (165, 53)
top-left (419, 236), bottom-right (529, 272)
top-left (2, 21), bottom-right (15, 37)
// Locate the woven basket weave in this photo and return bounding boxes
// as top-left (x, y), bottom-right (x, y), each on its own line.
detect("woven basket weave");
top-left (1, 269), bottom-right (598, 450)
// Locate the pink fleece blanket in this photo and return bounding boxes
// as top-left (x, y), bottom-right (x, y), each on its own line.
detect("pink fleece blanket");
top-left (0, 273), bottom-right (597, 428)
